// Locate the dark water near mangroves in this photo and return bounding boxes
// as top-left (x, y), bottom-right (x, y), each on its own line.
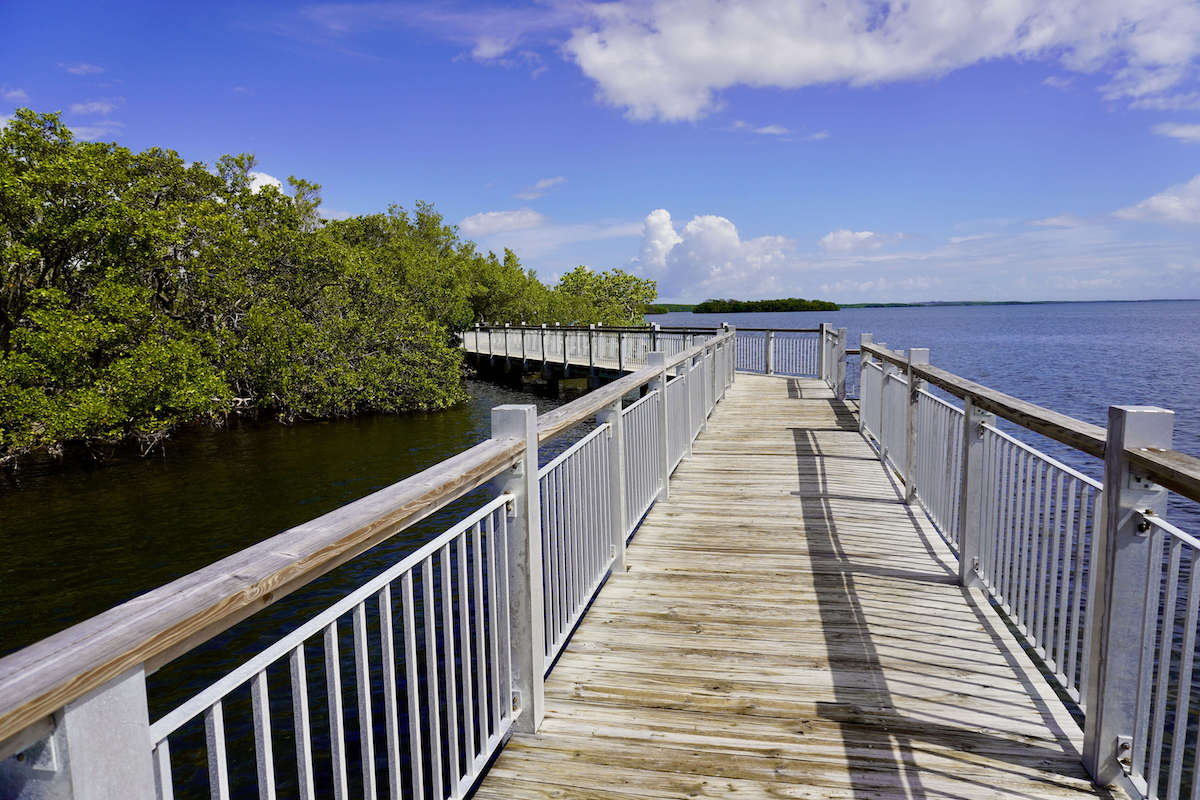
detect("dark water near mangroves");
top-left (2, 299), bottom-right (1200, 723)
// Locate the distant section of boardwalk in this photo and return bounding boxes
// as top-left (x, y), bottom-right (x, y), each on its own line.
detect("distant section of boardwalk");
top-left (475, 373), bottom-right (1112, 800)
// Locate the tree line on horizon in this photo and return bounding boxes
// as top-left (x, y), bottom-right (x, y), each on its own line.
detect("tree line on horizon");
top-left (692, 297), bottom-right (839, 313)
top-left (0, 109), bottom-right (656, 464)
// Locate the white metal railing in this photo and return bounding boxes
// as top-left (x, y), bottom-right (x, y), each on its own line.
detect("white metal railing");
top-left (622, 390), bottom-right (663, 537)
top-left (856, 335), bottom-right (1200, 800)
top-left (539, 424), bottom-right (613, 665)
top-left (464, 322), bottom-right (849, 399)
top-left (0, 329), bottom-right (736, 799)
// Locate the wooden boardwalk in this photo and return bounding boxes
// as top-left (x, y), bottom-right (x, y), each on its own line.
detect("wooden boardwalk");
top-left (475, 373), bottom-right (1114, 800)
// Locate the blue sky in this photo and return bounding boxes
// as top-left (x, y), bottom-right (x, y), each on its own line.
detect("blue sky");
top-left (4, 1), bottom-right (1200, 303)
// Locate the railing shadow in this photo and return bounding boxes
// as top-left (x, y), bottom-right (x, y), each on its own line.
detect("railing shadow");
top-left (788, 400), bottom-right (1111, 799)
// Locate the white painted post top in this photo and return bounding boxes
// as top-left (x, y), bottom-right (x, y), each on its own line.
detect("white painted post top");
top-left (907, 348), bottom-right (930, 365)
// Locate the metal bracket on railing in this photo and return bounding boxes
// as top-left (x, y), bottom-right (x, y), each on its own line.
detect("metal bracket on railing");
top-left (1115, 736), bottom-right (1133, 774)
top-left (503, 491), bottom-right (517, 517)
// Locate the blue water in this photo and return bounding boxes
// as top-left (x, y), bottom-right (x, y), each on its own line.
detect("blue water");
top-left (656, 299), bottom-right (1200, 475)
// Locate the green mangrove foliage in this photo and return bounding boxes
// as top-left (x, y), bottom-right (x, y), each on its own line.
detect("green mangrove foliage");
top-left (0, 110), bottom-right (656, 462)
top-left (692, 297), bottom-right (839, 313)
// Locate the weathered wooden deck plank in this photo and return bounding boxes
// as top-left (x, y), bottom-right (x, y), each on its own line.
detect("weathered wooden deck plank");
top-left (474, 373), bottom-right (1117, 799)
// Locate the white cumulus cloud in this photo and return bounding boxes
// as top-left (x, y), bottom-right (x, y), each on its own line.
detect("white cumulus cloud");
top-left (1154, 122), bottom-right (1200, 142)
top-left (60, 62), bottom-right (104, 75)
top-left (563, 0), bottom-right (1200, 120)
top-left (248, 171), bottom-right (283, 193)
top-left (460, 208), bottom-right (548, 237)
top-left (1116, 175), bottom-right (1200, 224)
top-left (1, 86), bottom-right (28, 102)
top-left (70, 120), bottom-right (124, 141)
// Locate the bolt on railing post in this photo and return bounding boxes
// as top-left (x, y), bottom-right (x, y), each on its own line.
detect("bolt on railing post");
top-left (1083, 405), bottom-right (1174, 786)
top-left (836, 327), bottom-right (848, 400)
top-left (956, 397), bottom-right (996, 588)
top-left (490, 405), bottom-right (546, 733)
top-left (597, 401), bottom-right (628, 572)
top-left (765, 331), bottom-right (775, 375)
top-left (858, 334), bottom-right (873, 434)
top-left (904, 348), bottom-right (929, 503)
top-left (648, 352), bottom-right (671, 499)
top-left (0, 667), bottom-right (158, 799)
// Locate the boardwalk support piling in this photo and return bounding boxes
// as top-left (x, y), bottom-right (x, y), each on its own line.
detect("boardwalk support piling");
top-left (1083, 405), bottom-right (1173, 788)
top-left (491, 405), bottom-right (546, 733)
top-left (957, 397), bottom-right (996, 588)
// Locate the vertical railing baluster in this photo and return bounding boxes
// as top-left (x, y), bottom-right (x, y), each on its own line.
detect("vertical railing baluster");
top-left (290, 646), bottom-right (316, 800)
top-left (420, 559), bottom-right (444, 800)
top-left (456, 534), bottom-right (476, 773)
top-left (378, 586), bottom-right (402, 800)
top-left (204, 702), bottom-right (231, 800)
top-left (401, 573), bottom-right (425, 800)
top-left (324, 621), bottom-right (349, 800)
top-left (351, 604), bottom-right (376, 800)
top-left (904, 348), bottom-right (929, 502)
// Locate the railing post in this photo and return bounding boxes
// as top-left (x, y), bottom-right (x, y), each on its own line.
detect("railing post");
top-left (488, 326), bottom-right (494, 361)
top-left (649, 352), bottom-right (670, 499)
top-left (1083, 405), bottom-right (1173, 786)
top-left (617, 330), bottom-right (624, 372)
top-left (540, 323), bottom-right (546, 363)
top-left (765, 331), bottom-right (775, 375)
top-left (0, 667), bottom-right (157, 799)
top-left (520, 323), bottom-right (527, 365)
top-left (680, 358), bottom-right (693, 460)
top-left (956, 397), bottom-right (996, 588)
top-left (836, 327), bottom-right (848, 400)
top-left (490, 405), bottom-right (546, 733)
top-left (651, 323), bottom-right (660, 352)
top-left (588, 324), bottom-right (596, 376)
top-left (503, 322), bottom-right (510, 361)
top-left (559, 323), bottom-right (568, 377)
top-left (904, 348), bottom-right (929, 502)
top-left (597, 401), bottom-right (628, 572)
top-left (876, 343), bottom-right (891, 462)
top-left (858, 334), bottom-right (873, 434)
top-left (818, 322), bottom-right (830, 384)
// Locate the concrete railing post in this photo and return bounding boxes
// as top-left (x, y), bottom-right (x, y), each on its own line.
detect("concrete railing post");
top-left (0, 667), bottom-right (157, 800)
top-left (765, 331), bottom-right (775, 375)
top-left (1083, 406), bottom-right (1174, 786)
top-left (648, 352), bottom-right (671, 498)
top-left (597, 401), bottom-right (628, 572)
top-left (490, 405), bottom-right (546, 733)
top-left (956, 398), bottom-right (996, 588)
top-left (904, 348), bottom-right (929, 503)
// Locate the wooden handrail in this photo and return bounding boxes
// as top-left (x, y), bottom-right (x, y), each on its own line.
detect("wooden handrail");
top-left (1128, 447), bottom-right (1200, 502)
top-left (730, 327), bottom-right (822, 333)
top-left (0, 436), bottom-right (525, 747)
top-left (537, 332), bottom-right (734, 443)
top-left (861, 342), bottom-right (1107, 459)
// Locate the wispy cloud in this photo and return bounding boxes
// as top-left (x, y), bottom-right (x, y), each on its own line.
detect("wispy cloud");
top-left (60, 62), bottom-right (104, 75)
top-left (70, 120), bottom-right (124, 141)
top-left (1115, 174), bottom-right (1200, 224)
top-left (753, 124), bottom-right (789, 136)
top-left (460, 208), bottom-right (548, 237)
top-left (1030, 214), bottom-right (1087, 228)
top-left (70, 98), bottom-right (123, 115)
top-left (1153, 122), bottom-right (1200, 143)
top-left (515, 175), bottom-right (566, 200)
top-left (1, 86), bottom-right (29, 102)
top-left (1043, 76), bottom-right (1073, 90)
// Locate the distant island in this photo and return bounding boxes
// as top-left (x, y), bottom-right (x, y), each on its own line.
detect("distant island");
top-left (692, 298), bottom-right (840, 313)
